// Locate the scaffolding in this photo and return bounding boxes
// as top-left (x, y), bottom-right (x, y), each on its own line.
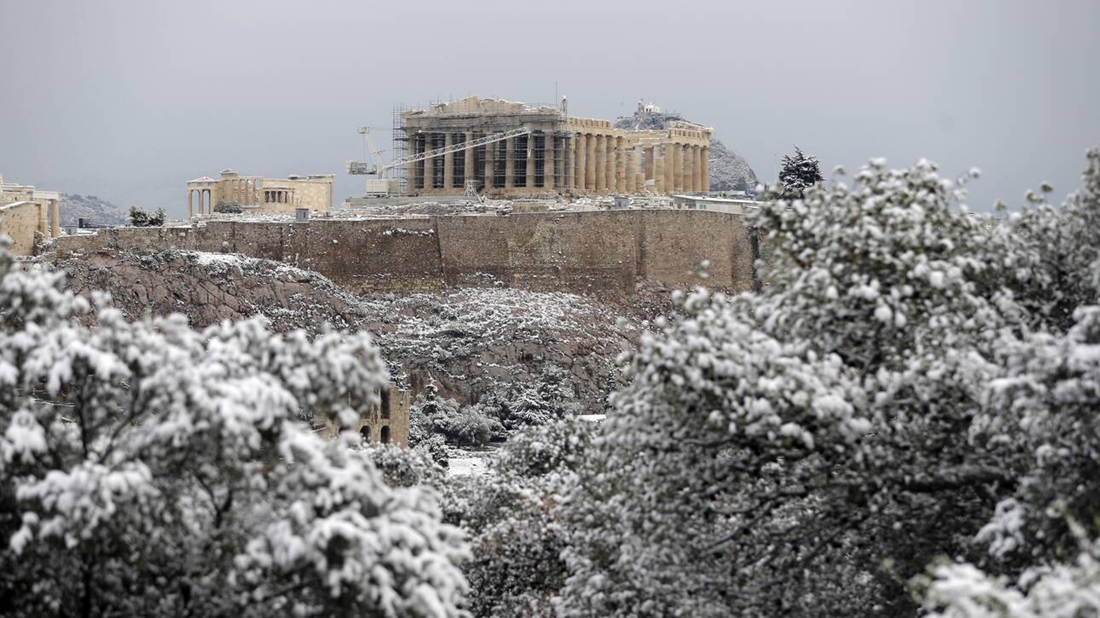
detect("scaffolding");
top-left (390, 98), bottom-right (570, 196)
top-left (392, 103), bottom-right (409, 193)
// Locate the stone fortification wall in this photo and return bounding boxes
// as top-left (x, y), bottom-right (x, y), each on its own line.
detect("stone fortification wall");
top-left (55, 210), bottom-right (755, 298)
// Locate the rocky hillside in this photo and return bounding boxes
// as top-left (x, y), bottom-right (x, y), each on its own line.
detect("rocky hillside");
top-left (613, 105), bottom-right (758, 192)
top-left (59, 250), bottom-right (363, 333)
top-left (59, 193), bottom-right (128, 226)
top-left (360, 287), bottom-right (640, 413)
top-left (56, 249), bottom-right (643, 415)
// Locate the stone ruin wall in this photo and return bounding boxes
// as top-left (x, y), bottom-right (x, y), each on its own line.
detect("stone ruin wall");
top-left (55, 210), bottom-right (756, 299)
top-left (0, 202), bottom-right (45, 256)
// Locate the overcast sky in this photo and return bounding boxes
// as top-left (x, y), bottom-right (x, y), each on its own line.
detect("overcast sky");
top-left (2, 0), bottom-right (1098, 218)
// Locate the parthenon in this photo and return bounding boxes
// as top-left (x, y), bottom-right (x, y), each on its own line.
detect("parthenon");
top-left (397, 97), bottom-right (711, 197)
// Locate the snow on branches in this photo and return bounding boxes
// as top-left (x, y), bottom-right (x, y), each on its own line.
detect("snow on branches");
top-left (558, 150), bottom-right (1100, 616)
top-left (0, 244), bottom-right (469, 617)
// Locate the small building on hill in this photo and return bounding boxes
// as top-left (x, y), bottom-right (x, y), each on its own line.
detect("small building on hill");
top-left (187, 169), bottom-right (335, 219)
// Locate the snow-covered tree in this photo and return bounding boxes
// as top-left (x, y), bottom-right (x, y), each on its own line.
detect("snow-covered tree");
top-left (410, 384), bottom-right (504, 447)
top-left (558, 152), bottom-right (1100, 616)
top-left (920, 532), bottom-right (1100, 618)
top-left (995, 148), bottom-right (1100, 329)
top-left (0, 243), bottom-right (470, 616)
top-left (446, 419), bottom-right (592, 617)
top-left (485, 364), bottom-right (581, 430)
top-left (558, 290), bottom-right (872, 616)
top-left (128, 206), bottom-right (165, 227)
top-left (778, 146), bottom-right (824, 199)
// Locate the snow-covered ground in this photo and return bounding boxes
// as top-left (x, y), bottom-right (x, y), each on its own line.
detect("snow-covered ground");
top-left (446, 446), bottom-right (497, 477)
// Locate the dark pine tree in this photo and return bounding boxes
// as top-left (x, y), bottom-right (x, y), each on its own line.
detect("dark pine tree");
top-left (779, 146), bottom-right (824, 199)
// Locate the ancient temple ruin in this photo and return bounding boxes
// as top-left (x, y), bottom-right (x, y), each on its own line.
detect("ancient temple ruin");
top-left (186, 169), bottom-right (335, 219)
top-left (393, 97), bottom-right (712, 197)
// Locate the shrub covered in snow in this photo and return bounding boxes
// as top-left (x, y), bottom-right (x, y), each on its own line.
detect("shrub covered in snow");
top-left (358, 442), bottom-right (447, 488)
top-left (0, 242), bottom-right (470, 616)
top-left (446, 418), bottom-right (594, 618)
top-left (555, 150), bottom-right (1100, 616)
top-left (410, 383), bottom-right (506, 447)
top-left (478, 364), bottom-right (582, 430)
top-left (213, 200), bottom-right (244, 214)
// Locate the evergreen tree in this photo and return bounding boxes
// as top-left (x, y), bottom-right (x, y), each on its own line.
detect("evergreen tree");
top-left (778, 146), bottom-right (824, 199)
top-left (128, 206), bottom-right (165, 227)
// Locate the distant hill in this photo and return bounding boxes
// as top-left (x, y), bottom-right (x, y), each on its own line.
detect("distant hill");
top-left (613, 105), bottom-right (759, 192)
top-left (60, 193), bottom-right (128, 227)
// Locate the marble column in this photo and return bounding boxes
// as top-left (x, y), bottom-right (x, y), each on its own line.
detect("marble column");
top-left (663, 145), bottom-right (674, 194)
top-left (655, 153), bottom-right (666, 194)
top-left (684, 145), bottom-right (695, 192)
top-left (603, 136), bottom-right (612, 192)
top-left (628, 141), bottom-right (637, 192)
top-left (424, 134), bottom-right (436, 191)
top-left (585, 134), bottom-right (596, 192)
top-left (625, 146), bottom-right (637, 194)
top-left (406, 136), bottom-right (419, 192)
top-left (595, 135), bottom-right (607, 192)
top-left (544, 134), bottom-right (555, 190)
top-left (668, 145), bottom-right (677, 191)
top-left (485, 141), bottom-right (496, 189)
top-left (701, 146), bottom-right (710, 192)
top-left (616, 137), bottom-right (627, 193)
top-left (464, 132), bottom-right (475, 190)
top-left (565, 135), bottom-right (575, 190)
top-left (525, 134), bottom-right (535, 190)
top-left (51, 200), bottom-right (60, 238)
top-left (693, 146), bottom-right (703, 193)
top-left (645, 146), bottom-right (656, 184)
top-left (505, 137), bottom-right (516, 189)
top-left (443, 133), bottom-right (455, 190)
top-left (574, 134), bottom-right (584, 191)
top-left (188, 190), bottom-right (193, 220)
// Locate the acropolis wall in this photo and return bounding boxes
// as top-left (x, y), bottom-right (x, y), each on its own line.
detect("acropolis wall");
top-left (55, 210), bottom-right (756, 299)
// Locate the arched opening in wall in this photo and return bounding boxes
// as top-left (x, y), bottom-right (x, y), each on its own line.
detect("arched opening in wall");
top-left (381, 388), bottom-right (391, 419)
top-left (360, 425), bottom-right (370, 443)
top-left (380, 426), bottom-right (391, 444)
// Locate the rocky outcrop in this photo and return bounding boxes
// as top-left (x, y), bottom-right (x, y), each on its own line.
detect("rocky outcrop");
top-left (359, 287), bottom-right (640, 412)
top-left (57, 249), bottom-right (644, 414)
top-left (59, 250), bottom-right (362, 333)
top-left (707, 139), bottom-right (759, 192)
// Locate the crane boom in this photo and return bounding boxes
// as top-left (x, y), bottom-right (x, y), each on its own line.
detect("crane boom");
top-left (347, 127), bottom-right (534, 176)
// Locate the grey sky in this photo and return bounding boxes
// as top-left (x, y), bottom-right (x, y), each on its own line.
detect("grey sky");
top-left (2, 0), bottom-right (1098, 218)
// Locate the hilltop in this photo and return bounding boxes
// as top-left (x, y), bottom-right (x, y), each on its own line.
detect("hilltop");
top-left (59, 193), bottom-right (128, 226)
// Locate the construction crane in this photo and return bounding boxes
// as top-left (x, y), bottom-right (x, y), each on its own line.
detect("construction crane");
top-left (346, 126), bottom-right (535, 196)
top-left (349, 127), bottom-right (398, 197)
